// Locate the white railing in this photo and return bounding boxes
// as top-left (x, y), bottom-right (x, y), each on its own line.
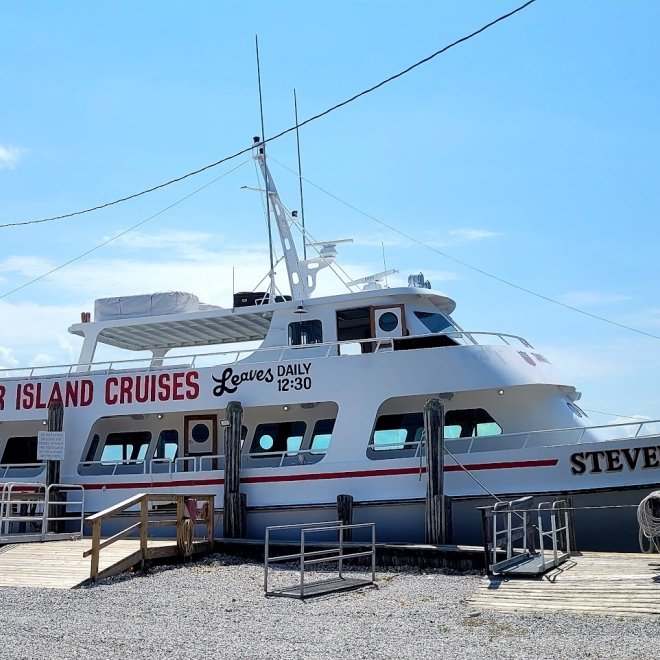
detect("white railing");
top-left (367, 418), bottom-right (660, 459)
top-left (0, 462), bottom-right (46, 479)
top-left (77, 448), bottom-right (328, 476)
top-left (0, 330), bottom-right (533, 380)
top-left (0, 482), bottom-right (84, 542)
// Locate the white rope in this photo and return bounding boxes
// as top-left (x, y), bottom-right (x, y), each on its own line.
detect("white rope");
top-left (637, 490), bottom-right (660, 553)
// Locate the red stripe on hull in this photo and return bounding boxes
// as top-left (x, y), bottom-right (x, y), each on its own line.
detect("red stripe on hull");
top-left (79, 458), bottom-right (558, 491)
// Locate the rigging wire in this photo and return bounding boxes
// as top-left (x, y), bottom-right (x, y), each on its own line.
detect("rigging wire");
top-left (0, 0), bottom-right (536, 230)
top-left (269, 158), bottom-right (660, 344)
top-left (0, 160), bottom-right (251, 301)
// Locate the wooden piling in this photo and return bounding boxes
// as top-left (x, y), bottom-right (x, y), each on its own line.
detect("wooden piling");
top-left (424, 398), bottom-right (451, 544)
top-left (46, 402), bottom-right (64, 533)
top-left (337, 494), bottom-right (354, 542)
top-left (223, 401), bottom-right (246, 539)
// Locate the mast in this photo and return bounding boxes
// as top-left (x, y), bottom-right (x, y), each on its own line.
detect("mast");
top-left (255, 36), bottom-right (276, 298)
top-left (252, 138), bottom-right (308, 300)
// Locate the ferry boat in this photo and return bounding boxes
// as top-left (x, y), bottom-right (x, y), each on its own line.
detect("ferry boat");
top-left (1, 138), bottom-right (658, 551)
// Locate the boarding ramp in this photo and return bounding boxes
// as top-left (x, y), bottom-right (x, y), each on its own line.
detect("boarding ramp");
top-left (0, 482), bottom-right (84, 544)
top-left (264, 521), bottom-right (376, 598)
top-left (479, 497), bottom-right (573, 576)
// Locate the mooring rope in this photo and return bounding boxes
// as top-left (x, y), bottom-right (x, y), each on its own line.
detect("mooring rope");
top-left (637, 491), bottom-right (660, 554)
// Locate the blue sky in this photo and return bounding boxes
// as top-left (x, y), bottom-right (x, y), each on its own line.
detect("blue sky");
top-left (1, 1), bottom-right (659, 421)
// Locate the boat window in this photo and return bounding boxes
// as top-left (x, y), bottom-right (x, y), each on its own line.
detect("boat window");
top-left (368, 408), bottom-right (502, 457)
top-left (337, 307), bottom-right (373, 354)
top-left (310, 418), bottom-right (335, 453)
top-left (250, 421), bottom-right (307, 456)
top-left (566, 402), bottom-right (587, 418)
top-left (414, 311), bottom-right (455, 333)
top-left (288, 320), bottom-right (323, 346)
top-left (1, 436), bottom-right (39, 464)
top-left (372, 414), bottom-right (424, 450)
top-left (444, 409), bottom-right (502, 438)
top-left (155, 429), bottom-right (179, 460)
top-left (100, 431), bottom-right (152, 462)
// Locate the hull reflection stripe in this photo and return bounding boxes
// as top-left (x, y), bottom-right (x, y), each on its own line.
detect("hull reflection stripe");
top-left (81, 458), bottom-right (558, 490)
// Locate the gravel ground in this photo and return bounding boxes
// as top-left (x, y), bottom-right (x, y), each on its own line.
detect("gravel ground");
top-left (0, 554), bottom-right (656, 660)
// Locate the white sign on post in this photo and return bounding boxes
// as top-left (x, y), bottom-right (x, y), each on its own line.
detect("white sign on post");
top-left (37, 431), bottom-right (66, 461)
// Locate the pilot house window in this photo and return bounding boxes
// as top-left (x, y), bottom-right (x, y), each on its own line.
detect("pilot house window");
top-left (288, 320), bottom-right (323, 346)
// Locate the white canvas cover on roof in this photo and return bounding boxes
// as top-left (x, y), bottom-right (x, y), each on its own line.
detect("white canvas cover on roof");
top-left (94, 291), bottom-right (199, 321)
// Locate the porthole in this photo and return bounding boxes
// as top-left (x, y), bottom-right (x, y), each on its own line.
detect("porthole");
top-left (191, 423), bottom-right (210, 442)
top-left (259, 434), bottom-right (275, 451)
top-left (378, 312), bottom-right (399, 332)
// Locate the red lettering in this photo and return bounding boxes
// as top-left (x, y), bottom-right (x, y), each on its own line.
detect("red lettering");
top-left (172, 372), bottom-right (185, 401)
top-left (105, 377), bottom-right (119, 405)
top-left (119, 377), bottom-right (133, 404)
top-left (135, 375), bottom-right (150, 404)
top-left (80, 380), bottom-right (93, 406)
top-left (186, 371), bottom-right (199, 399)
top-left (65, 381), bottom-right (79, 407)
top-left (35, 383), bottom-right (47, 409)
top-left (157, 373), bottom-right (171, 402)
top-left (48, 382), bottom-right (63, 407)
top-left (149, 374), bottom-right (157, 402)
top-left (15, 384), bottom-right (22, 410)
top-left (0, 385), bottom-right (5, 411)
top-left (22, 383), bottom-right (35, 410)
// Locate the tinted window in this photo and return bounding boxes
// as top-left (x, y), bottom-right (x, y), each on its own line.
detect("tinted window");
top-left (1, 436), bottom-right (39, 464)
top-left (310, 418), bottom-right (335, 453)
top-left (289, 320), bottom-right (323, 346)
top-left (156, 429), bottom-right (179, 460)
top-left (250, 421), bottom-right (307, 455)
top-left (414, 311), bottom-right (454, 333)
top-left (101, 431), bottom-right (152, 462)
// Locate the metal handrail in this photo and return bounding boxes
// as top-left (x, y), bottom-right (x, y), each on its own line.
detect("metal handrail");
top-left (0, 329), bottom-right (534, 380)
top-left (0, 463), bottom-right (46, 478)
top-left (265, 520), bottom-right (376, 598)
top-left (0, 482), bottom-right (84, 541)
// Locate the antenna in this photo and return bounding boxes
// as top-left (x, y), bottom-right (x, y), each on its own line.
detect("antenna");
top-left (294, 89), bottom-right (307, 260)
top-left (255, 35), bottom-right (275, 297)
top-left (381, 241), bottom-right (389, 287)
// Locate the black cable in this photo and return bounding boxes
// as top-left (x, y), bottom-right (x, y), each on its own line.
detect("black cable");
top-left (0, 0), bottom-right (536, 230)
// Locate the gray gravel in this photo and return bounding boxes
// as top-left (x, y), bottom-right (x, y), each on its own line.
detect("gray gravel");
top-left (0, 554), bottom-right (656, 660)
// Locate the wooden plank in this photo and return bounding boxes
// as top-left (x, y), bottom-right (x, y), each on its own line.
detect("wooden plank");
top-left (0, 539), bottom-right (179, 589)
top-left (469, 551), bottom-right (660, 617)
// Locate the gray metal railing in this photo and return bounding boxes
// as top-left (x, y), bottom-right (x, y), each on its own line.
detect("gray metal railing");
top-left (0, 482), bottom-right (84, 543)
top-left (264, 520), bottom-right (376, 598)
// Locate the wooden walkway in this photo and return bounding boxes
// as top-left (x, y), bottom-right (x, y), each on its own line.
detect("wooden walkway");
top-left (468, 551), bottom-right (660, 617)
top-left (0, 539), bottom-right (175, 589)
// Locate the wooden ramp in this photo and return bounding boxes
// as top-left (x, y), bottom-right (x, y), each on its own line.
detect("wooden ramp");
top-left (0, 539), bottom-right (175, 589)
top-left (468, 551), bottom-right (660, 617)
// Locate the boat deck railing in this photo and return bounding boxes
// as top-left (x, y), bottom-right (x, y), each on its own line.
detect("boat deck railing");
top-left (0, 482), bottom-right (84, 543)
top-left (0, 330), bottom-right (533, 380)
top-left (371, 417), bottom-right (660, 456)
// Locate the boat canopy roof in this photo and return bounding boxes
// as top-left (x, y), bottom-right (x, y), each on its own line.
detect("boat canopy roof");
top-left (69, 307), bottom-right (274, 351)
top-left (68, 287), bottom-right (456, 352)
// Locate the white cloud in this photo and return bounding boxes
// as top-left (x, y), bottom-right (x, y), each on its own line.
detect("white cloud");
top-left (0, 346), bottom-right (19, 369)
top-left (0, 145), bottom-right (26, 170)
top-left (448, 228), bottom-right (499, 242)
top-left (560, 291), bottom-right (632, 306)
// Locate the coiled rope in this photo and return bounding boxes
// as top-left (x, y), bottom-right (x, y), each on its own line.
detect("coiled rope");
top-left (637, 491), bottom-right (660, 553)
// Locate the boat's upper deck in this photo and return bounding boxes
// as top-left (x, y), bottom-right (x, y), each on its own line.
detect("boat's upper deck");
top-left (67, 287), bottom-right (457, 352)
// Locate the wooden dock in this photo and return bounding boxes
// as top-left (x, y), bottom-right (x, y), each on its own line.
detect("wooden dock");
top-left (468, 551), bottom-right (660, 617)
top-left (0, 539), bottom-right (176, 589)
